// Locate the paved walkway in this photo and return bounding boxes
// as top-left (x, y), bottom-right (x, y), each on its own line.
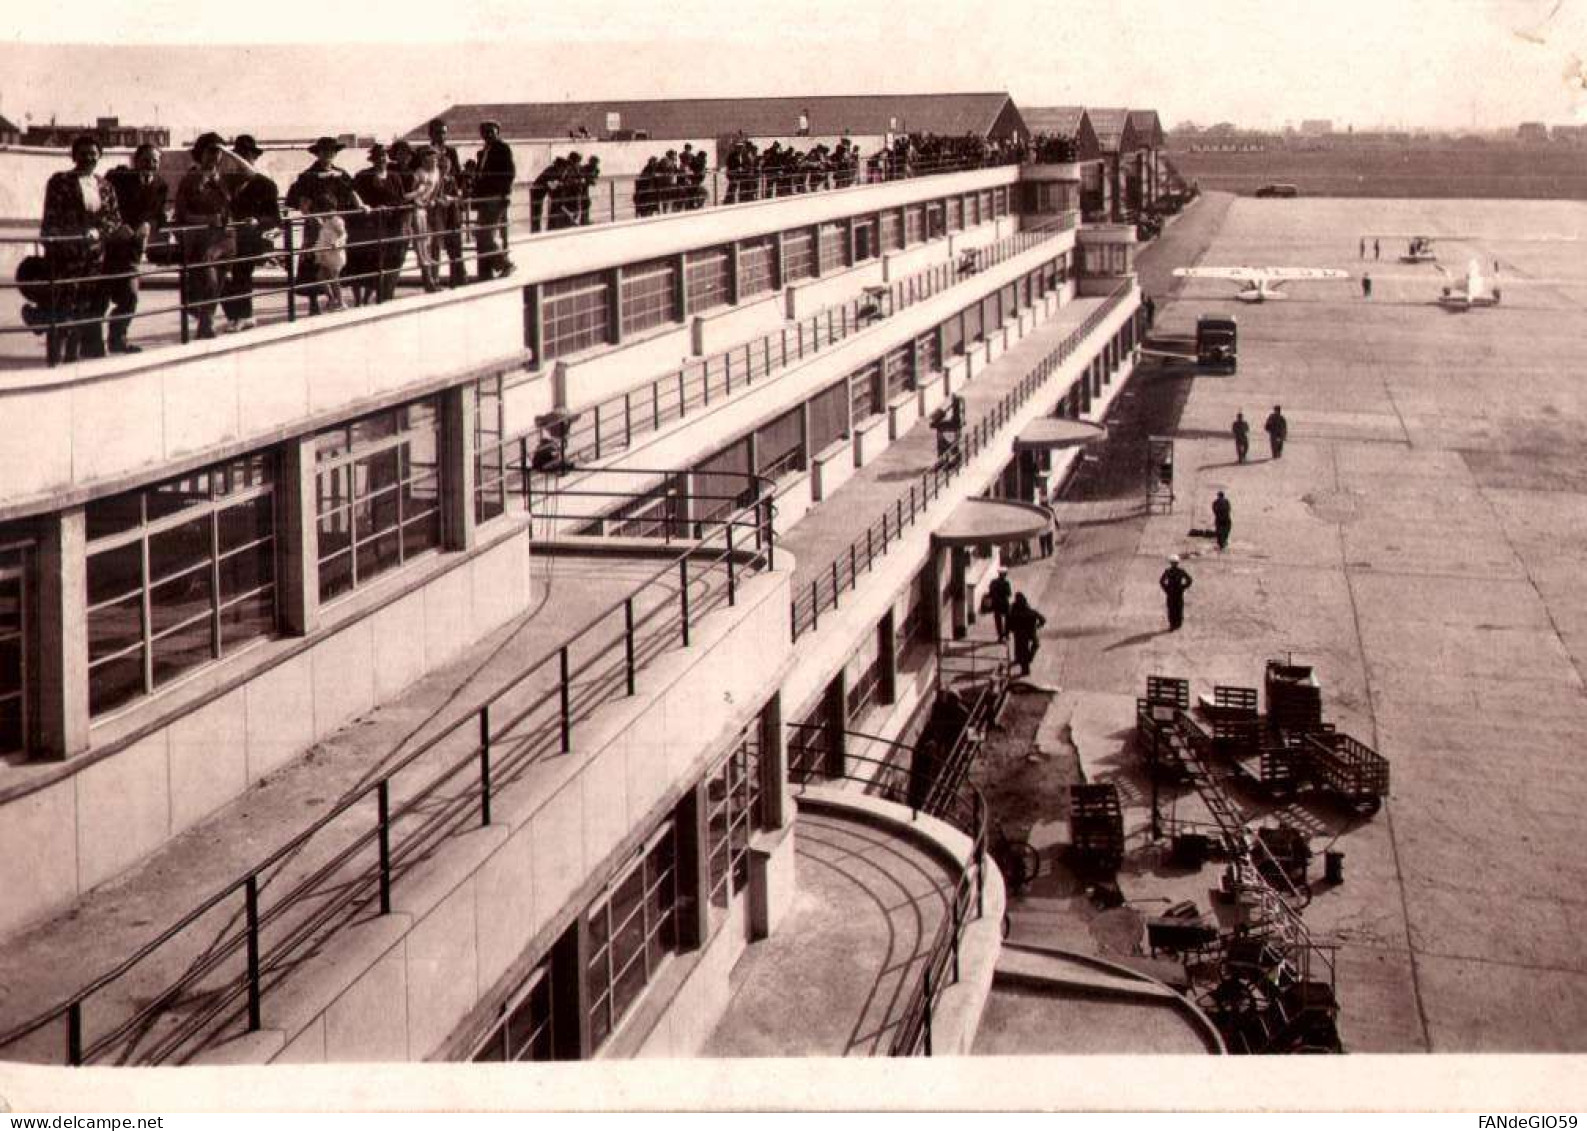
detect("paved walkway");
top-left (702, 809), bottom-right (955, 1056)
top-left (1004, 194), bottom-right (1587, 1053)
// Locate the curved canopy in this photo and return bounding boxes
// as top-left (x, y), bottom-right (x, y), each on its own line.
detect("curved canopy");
top-left (1013, 418), bottom-right (1107, 452)
top-left (932, 498), bottom-right (1051, 547)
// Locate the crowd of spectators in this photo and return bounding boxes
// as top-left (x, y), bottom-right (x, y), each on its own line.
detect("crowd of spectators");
top-left (21, 120), bottom-right (1084, 362)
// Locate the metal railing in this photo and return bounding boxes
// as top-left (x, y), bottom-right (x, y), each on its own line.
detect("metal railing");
top-left (555, 222), bottom-right (1073, 469)
top-left (0, 471), bottom-right (776, 1066)
top-left (2, 150), bottom-right (1023, 367)
top-left (789, 279), bottom-right (1137, 641)
top-left (784, 728), bottom-right (989, 1057)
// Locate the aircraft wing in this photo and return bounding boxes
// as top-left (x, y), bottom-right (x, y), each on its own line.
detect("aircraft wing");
top-left (1261, 267), bottom-right (1350, 280)
top-left (1172, 267), bottom-right (1267, 282)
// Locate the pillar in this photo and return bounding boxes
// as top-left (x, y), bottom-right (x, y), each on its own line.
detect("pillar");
top-left (34, 509), bottom-right (89, 760)
top-left (440, 384), bottom-right (478, 553)
top-left (823, 675), bottom-right (848, 779)
top-left (277, 437), bottom-right (321, 637)
top-left (879, 612), bottom-right (898, 707)
top-left (949, 546), bottom-right (969, 639)
top-left (758, 693), bottom-right (789, 831)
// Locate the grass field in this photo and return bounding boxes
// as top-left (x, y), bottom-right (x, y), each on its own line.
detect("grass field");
top-left (1169, 144), bottom-right (1587, 199)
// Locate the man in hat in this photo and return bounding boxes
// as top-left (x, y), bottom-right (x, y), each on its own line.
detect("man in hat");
top-left (221, 134), bottom-right (279, 333)
top-left (473, 120), bottom-right (515, 280)
top-left (987, 567), bottom-right (1013, 642)
top-left (1264, 404), bottom-right (1288, 460)
top-left (39, 134), bottom-right (124, 361)
top-left (285, 137), bottom-right (362, 309)
top-left (1212, 490), bottom-right (1232, 550)
top-left (425, 119), bottom-right (469, 287)
top-left (103, 143), bottom-right (167, 353)
top-left (1231, 410), bottom-right (1250, 463)
top-left (174, 132), bottom-right (235, 340)
top-left (1159, 555), bottom-right (1193, 631)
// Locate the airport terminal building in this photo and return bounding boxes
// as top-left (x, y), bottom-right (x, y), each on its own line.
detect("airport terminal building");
top-left (0, 93), bottom-right (1155, 1064)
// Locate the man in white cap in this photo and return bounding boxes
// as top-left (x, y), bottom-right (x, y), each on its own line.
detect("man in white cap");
top-left (1159, 555), bottom-right (1192, 631)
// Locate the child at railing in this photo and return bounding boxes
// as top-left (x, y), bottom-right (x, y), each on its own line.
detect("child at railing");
top-left (309, 212), bottom-right (348, 313)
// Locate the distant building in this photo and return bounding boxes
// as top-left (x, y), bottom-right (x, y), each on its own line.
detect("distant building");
top-left (1551, 123), bottom-right (1587, 145)
top-left (1300, 119), bottom-right (1333, 136)
top-left (0, 114), bottom-right (20, 145)
top-left (22, 116), bottom-right (170, 150)
top-left (1517, 122), bottom-right (1549, 143)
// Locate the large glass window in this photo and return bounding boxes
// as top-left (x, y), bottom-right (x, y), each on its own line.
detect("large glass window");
top-left (942, 313), bottom-right (965, 358)
top-left (586, 824), bottom-right (678, 1053)
top-left (882, 342), bottom-right (915, 402)
top-left (880, 209), bottom-right (903, 252)
top-left (473, 959), bottom-right (558, 1063)
top-left (780, 228), bottom-right (816, 283)
top-left (966, 192), bottom-right (981, 226)
top-left (620, 258), bottom-right (679, 337)
top-left (846, 624), bottom-right (884, 721)
top-left (979, 189), bottom-right (995, 220)
top-left (903, 204), bottom-right (925, 246)
top-left (916, 329), bottom-right (942, 379)
top-left (849, 360), bottom-right (880, 422)
top-left (692, 439), bottom-right (753, 527)
top-left (964, 301), bottom-right (985, 345)
top-left (475, 376), bottom-right (506, 525)
top-left (685, 246), bottom-right (731, 314)
top-left (806, 380), bottom-right (850, 454)
top-left (737, 237), bottom-right (776, 298)
top-left (0, 541), bottom-right (28, 753)
top-left (540, 271), bottom-right (612, 360)
top-left (817, 221), bottom-right (848, 275)
top-left (315, 400), bottom-right (441, 603)
top-left (926, 201), bottom-right (947, 240)
top-left (852, 217), bottom-right (877, 263)
top-left (896, 570), bottom-right (932, 670)
top-left (85, 455), bottom-right (276, 717)
top-left (946, 196), bottom-right (964, 232)
top-left (706, 735), bottom-right (763, 909)
top-left (755, 406), bottom-right (804, 483)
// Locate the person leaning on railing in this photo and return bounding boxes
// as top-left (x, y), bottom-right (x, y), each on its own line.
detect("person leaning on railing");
top-left (425, 119), bottom-right (470, 287)
top-left (284, 137), bottom-right (365, 315)
top-left (220, 134), bottom-right (279, 334)
top-left (404, 145), bottom-right (448, 292)
top-left (102, 143), bottom-right (168, 353)
top-left (174, 132), bottom-right (239, 341)
top-left (472, 120), bottom-right (515, 280)
top-left (350, 144), bottom-right (407, 306)
top-left (38, 134), bottom-right (125, 362)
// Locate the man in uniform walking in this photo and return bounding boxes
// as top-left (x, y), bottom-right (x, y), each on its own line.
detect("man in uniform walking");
top-left (1212, 491), bottom-right (1232, 550)
top-left (1264, 404), bottom-right (1288, 459)
top-left (1232, 411), bottom-right (1250, 463)
top-left (1160, 556), bottom-right (1192, 631)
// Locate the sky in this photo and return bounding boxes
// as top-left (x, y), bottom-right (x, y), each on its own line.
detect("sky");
top-left (2, 0), bottom-right (1586, 142)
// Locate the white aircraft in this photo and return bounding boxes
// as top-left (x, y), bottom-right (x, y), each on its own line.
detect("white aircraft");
top-left (1171, 266), bottom-right (1351, 303)
top-left (1401, 236), bottom-right (1438, 264)
top-left (1436, 258), bottom-right (1501, 310)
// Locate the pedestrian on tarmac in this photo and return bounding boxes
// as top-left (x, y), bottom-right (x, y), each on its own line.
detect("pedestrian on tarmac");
top-left (1007, 592), bottom-right (1047, 676)
top-left (1212, 491), bottom-right (1232, 550)
top-left (1362, 273), bottom-right (1372, 299)
top-left (1373, 238), bottom-right (1380, 260)
top-left (1159, 556), bottom-right (1193, 631)
top-left (1232, 411), bottom-right (1250, 463)
top-left (988, 567), bottom-right (1013, 641)
top-left (1359, 237), bottom-right (1365, 259)
top-left (1265, 405), bottom-right (1288, 459)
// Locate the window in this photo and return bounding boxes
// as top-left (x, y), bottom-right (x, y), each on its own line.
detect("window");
top-left (788, 680), bottom-right (840, 785)
top-left (846, 624), bottom-right (884, 721)
top-left (817, 221), bottom-right (848, 274)
top-left (685, 246), bottom-right (731, 314)
top-left (0, 541), bottom-right (28, 753)
top-left (620, 258), bottom-right (679, 337)
top-left (473, 959), bottom-right (558, 1062)
top-left (315, 400), bottom-right (441, 604)
top-left (946, 196), bottom-right (963, 232)
top-left (926, 201), bottom-right (946, 239)
top-left (1005, 282), bottom-right (1019, 317)
top-left (942, 313), bottom-right (965, 358)
top-left (586, 824), bottom-right (678, 1053)
top-left (849, 360), bottom-right (879, 423)
top-left (916, 329), bottom-right (942, 379)
top-left (692, 439), bottom-right (753, 527)
top-left (882, 341), bottom-right (915, 401)
top-left (880, 209), bottom-right (903, 252)
top-left (706, 735), bottom-right (763, 908)
top-left (756, 406), bottom-right (804, 482)
top-left (852, 217), bottom-right (877, 262)
top-left (964, 301), bottom-right (984, 344)
top-left (475, 376), bottom-right (506, 525)
top-left (807, 380), bottom-right (850, 454)
top-left (780, 228), bottom-right (816, 283)
top-left (994, 186), bottom-right (1010, 216)
top-left (540, 271), bottom-right (612, 360)
top-left (737, 237), bottom-right (776, 298)
top-left (85, 454), bottom-right (276, 717)
top-left (896, 570), bottom-right (931, 669)
top-left (966, 193), bottom-right (980, 226)
top-left (980, 190), bottom-right (995, 219)
top-left (903, 204), bottom-right (925, 246)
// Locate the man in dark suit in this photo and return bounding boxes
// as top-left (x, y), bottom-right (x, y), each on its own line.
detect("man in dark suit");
top-left (103, 143), bottom-right (168, 353)
top-left (221, 135), bottom-right (279, 333)
top-left (424, 120), bottom-right (469, 287)
top-left (473, 120), bottom-right (515, 280)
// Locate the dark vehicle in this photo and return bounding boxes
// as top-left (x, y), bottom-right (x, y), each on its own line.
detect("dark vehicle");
top-left (1196, 314), bottom-right (1238, 371)
top-left (1254, 183), bottom-right (1300, 198)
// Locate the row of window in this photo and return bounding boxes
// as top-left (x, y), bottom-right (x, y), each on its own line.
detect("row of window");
top-left (472, 730), bottom-right (765, 1062)
top-left (0, 543), bottom-right (27, 753)
top-left (535, 185), bottom-right (1014, 363)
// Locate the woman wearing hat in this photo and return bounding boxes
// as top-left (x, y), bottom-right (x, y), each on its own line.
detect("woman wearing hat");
top-left (220, 134), bottom-right (280, 333)
top-left (285, 137), bottom-right (363, 313)
top-left (174, 131), bottom-right (234, 340)
top-left (38, 133), bottom-right (126, 361)
top-left (350, 144), bottom-right (406, 305)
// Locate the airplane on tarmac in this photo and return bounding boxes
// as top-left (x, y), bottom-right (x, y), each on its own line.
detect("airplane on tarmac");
top-left (1436, 258), bottom-right (1501, 310)
top-left (1171, 265), bottom-right (1351, 303)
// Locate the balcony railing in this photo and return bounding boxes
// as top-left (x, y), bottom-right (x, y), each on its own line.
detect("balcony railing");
top-left (789, 279), bottom-right (1135, 642)
top-left (0, 470), bottom-right (775, 1066)
top-left (0, 151), bottom-right (1024, 370)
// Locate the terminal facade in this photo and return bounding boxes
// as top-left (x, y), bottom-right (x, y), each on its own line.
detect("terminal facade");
top-left (0, 95), bottom-right (1159, 1064)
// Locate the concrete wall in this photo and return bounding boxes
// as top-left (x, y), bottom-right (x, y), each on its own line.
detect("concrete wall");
top-left (245, 562), bottom-right (791, 1064)
top-left (0, 526), bottom-right (534, 940)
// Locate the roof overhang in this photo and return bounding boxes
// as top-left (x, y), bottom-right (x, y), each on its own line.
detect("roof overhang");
top-left (1013, 418), bottom-right (1107, 452)
top-left (931, 498), bottom-right (1051, 548)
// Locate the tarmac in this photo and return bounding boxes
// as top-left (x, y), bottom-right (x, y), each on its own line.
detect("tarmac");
top-left (998, 193), bottom-right (1587, 1052)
